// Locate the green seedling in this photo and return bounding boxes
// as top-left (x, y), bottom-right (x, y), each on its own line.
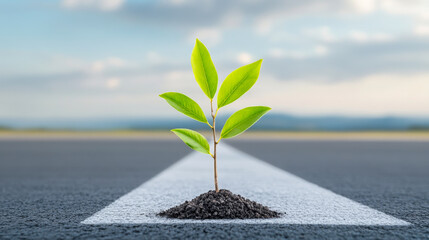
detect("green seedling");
top-left (160, 39), bottom-right (271, 192)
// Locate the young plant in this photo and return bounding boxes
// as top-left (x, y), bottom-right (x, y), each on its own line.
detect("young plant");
top-left (160, 39), bottom-right (271, 193)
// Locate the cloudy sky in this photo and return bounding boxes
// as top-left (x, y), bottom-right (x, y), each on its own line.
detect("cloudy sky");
top-left (1, 0), bottom-right (429, 120)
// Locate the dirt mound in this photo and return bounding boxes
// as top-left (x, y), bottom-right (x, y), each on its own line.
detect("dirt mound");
top-left (158, 189), bottom-right (280, 219)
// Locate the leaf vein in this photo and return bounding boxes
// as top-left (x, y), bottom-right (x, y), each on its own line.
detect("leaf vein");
top-left (220, 68), bottom-right (253, 107)
top-left (198, 46), bottom-right (212, 97)
top-left (222, 110), bottom-right (264, 137)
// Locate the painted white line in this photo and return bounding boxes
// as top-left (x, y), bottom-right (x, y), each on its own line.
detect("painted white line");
top-left (82, 144), bottom-right (410, 225)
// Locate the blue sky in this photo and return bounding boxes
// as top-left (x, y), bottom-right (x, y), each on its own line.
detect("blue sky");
top-left (1, 0), bottom-right (429, 119)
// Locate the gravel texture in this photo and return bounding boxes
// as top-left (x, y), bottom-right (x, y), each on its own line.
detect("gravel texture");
top-left (158, 189), bottom-right (281, 219)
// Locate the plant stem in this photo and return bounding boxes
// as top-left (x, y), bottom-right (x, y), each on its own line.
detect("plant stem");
top-left (210, 100), bottom-right (219, 193)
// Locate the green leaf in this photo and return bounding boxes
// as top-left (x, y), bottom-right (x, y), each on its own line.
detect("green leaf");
top-left (191, 39), bottom-right (218, 99)
top-left (221, 106), bottom-right (271, 139)
top-left (159, 92), bottom-right (208, 123)
top-left (171, 128), bottom-right (210, 154)
top-left (217, 59), bottom-right (263, 108)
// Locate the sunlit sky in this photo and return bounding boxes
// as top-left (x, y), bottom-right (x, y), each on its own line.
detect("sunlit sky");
top-left (1, 0), bottom-right (429, 119)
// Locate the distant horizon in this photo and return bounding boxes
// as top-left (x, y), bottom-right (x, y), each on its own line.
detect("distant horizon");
top-left (1, 112), bottom-right (429, 131)
top-left (2, 111), bottom-right (429, 121)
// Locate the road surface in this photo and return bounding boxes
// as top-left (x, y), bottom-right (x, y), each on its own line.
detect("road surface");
top-left (0, 139), bottom-right (428, 239)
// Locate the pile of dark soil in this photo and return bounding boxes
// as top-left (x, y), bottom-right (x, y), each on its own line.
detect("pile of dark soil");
top-left (158, 189), bottom-right (281, 219)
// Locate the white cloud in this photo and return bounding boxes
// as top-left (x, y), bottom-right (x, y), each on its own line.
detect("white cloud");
top-left (347, 0), bottom-right (429, 20)
top-left (219, 11), bottom-right (243, 28)
top-left (166, 0), bottom-right (189, 6)
top-left (414, 24), bottom-right (429, 36)
top-left (349, 30), bottom-right (393, 43)
top-left (268, 48), bottom-right (286, 58)
top-left (303, 26), bottom-right (337, 42)
top-left (164, 70), bottom-right (193, 82)
top-left (6, 71), bottom-right (429, 118)
top-left (268, 47), bottom-right (328, 60)
top-left (163, 70), bottom-right (197, 92)
top-left (254, 18), bottom-right (274, 35)
top-left (161, 70), bottom-right (207, 100)
top-left (314, 45), bottom-right (329, 56)
top-left (106, 77), bottom-right (120, 89)
top-left (62, 0), bottom-right (125, 11)
top-left (146, 51), bottom-right (165, 65)
top-left (372, 33), bottom-right (394, 42)
top-left (89, 57), bottom-right (126, 74)
top-left (189, 28), bottom-right (222, 46)
top-left (237, 73), bottom-right (429, 117)
top-left (76, 57), bottom-right (129, 90)
top-left (267, 48), bottom-right (306, 59)
top-left (349, 30), bottom-right (369, 42)
top-left (90, 61), bottom-right (105, 73)
top-left (348, 0), bottom-right (377, 14)
top-left (236, 52), bottom-right (253, 64)
top-left (105, 57), bottom-right (125, 67)
top-left (379, 0), bottom-right (429, 21)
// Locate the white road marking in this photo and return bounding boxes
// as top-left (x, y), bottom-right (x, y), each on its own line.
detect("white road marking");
top-left (82, 144), bottom-right (410, 225)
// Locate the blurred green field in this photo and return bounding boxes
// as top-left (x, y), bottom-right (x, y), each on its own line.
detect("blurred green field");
top-left (1, 130), bottom-right (429, 141)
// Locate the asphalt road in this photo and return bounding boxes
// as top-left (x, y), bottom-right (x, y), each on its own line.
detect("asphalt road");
top-left (0, 139), bottom-right (428, 239)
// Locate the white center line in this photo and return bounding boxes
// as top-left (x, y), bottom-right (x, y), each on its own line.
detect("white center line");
top-left (82, 143), bottom-right (410, 225)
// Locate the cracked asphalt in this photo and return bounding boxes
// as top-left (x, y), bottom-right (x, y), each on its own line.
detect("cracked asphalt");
top-left (0, 139), bottom-right (428, 239)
